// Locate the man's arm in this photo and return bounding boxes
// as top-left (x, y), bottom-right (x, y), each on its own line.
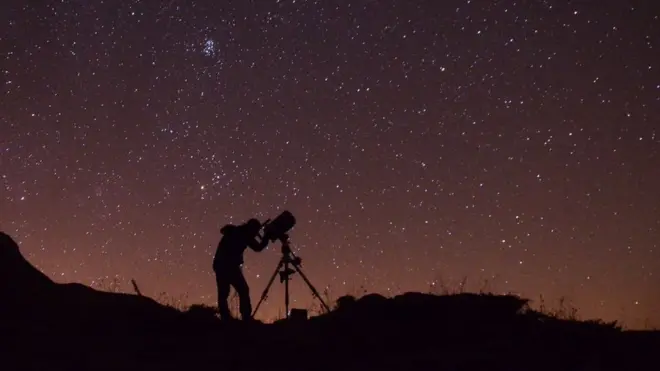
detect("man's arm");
top-left (247, 235), bottom-right (269, 252)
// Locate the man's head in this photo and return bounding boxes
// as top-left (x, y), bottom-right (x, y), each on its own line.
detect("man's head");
top-left (244, 218), bottom-right (262, 236)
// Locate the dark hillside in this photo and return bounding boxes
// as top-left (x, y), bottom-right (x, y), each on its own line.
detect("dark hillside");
top-left (1, 231), bottom-right (657, 371)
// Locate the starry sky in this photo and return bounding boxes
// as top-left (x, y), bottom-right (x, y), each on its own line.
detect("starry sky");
top-left (1, 0), bottom-right (658, 328)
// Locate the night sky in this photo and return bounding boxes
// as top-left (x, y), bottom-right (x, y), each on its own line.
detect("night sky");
top-left (1, 1), bottom-right (658, 328)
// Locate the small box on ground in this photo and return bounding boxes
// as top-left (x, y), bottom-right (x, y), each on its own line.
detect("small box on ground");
top-left (289, 308), bottom-right (308, 322)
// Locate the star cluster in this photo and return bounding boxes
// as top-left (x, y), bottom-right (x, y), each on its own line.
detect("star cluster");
top-left (1, 0), bottom-right (658, 328)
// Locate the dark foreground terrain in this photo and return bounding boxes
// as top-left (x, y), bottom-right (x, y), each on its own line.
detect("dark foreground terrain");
top-left (1, 231), bottom-right (657, 371)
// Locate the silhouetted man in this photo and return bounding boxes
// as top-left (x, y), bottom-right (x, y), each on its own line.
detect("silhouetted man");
top-left (213, 218), bottom-right (269, 321)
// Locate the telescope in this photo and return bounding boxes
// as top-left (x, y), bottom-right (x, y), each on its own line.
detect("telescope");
top-left (261, 210), bottom-right (296, 243)
top-left (252, 210), bottom-right (330, 319)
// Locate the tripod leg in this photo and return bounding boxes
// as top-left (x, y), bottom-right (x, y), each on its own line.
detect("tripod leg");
top-left (251, 259), bottom-right (283, 318)
top-left (292, 264), bottom-right (331, 313)
top-left (284, 260), bottom-right (290, 319)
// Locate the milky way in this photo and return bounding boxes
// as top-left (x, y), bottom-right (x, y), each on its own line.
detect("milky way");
top-left (1, 1), bottom-right (658, 328)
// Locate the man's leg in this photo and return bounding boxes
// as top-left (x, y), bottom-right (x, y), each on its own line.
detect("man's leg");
top-left (215, 271), bottom-right (233, 320)
top-left (231, 267), bottom-right (253, 320)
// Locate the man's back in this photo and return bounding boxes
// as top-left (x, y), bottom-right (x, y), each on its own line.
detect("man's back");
top-left (213, 224), bottom-right (249, 270)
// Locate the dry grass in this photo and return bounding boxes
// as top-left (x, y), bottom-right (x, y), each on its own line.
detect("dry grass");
top-left (88, 275), bottom-right (652, 329)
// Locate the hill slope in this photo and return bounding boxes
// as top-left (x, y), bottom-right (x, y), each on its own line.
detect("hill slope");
top-left (1, 231), bottom-right (657, 370)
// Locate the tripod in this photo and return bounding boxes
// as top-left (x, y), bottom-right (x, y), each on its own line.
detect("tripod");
top-left (252, 235), bottom-right (330, 319)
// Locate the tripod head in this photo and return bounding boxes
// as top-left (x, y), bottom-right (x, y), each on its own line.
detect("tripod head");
top-left (278, 233), bottom-right (293, 253)
top-left (278, 233), bottom-right (291, 245)
top-left (277, 234), bottom-right (301, 277)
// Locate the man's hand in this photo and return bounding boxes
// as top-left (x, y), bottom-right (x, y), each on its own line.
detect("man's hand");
top-left (262, 231), bottom-right (277, 242)
top-left (249, 234), bottom-right (270, 252)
